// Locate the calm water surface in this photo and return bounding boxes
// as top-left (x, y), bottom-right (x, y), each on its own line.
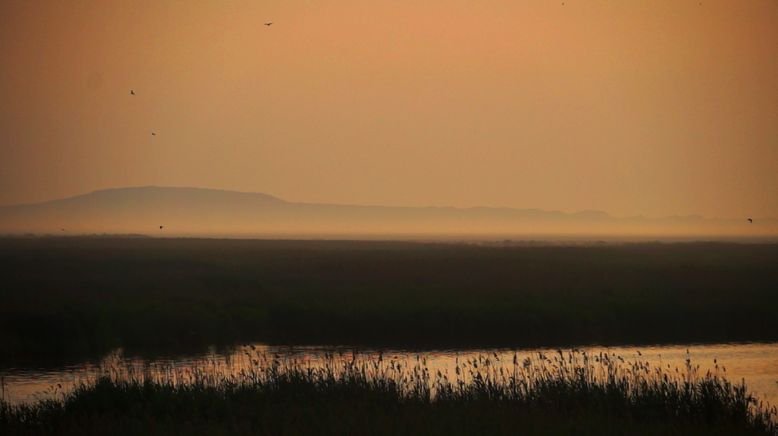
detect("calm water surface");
top-left (2, 342), bottom-right (777, 406)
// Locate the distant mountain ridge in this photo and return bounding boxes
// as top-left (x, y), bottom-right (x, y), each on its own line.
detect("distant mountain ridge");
top-left (8, 186), bottom-right (285, 208)
top-left (0, 186), bottom-right (774, 238)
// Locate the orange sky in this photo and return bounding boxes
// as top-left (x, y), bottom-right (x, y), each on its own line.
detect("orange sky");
top-left (1, 0), bottom-right (776, 219)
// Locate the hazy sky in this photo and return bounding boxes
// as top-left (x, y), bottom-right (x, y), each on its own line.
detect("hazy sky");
top-left (1, 0), bottom-right (776, 218)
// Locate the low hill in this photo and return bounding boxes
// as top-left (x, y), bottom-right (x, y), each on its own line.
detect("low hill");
top-left (0, 186), bottom-right (773, 238)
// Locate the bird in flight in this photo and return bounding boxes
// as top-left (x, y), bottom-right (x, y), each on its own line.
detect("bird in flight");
top-left (130, 90), bottom-right (135, 95)
top-left (264, 22), bottom-right (273, 26)
top-left (747, 218), bottom-right (753, 223)
top-left (151, 132), bottom-right (156, 136)
top-left (159, 225), bottom-right (164, 230)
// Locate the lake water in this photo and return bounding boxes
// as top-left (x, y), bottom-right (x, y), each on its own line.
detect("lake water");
top-left (2, 342), bottom-right (777, 407)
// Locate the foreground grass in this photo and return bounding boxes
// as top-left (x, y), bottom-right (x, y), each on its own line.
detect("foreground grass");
top-left (2, 350), bottom-right (776, 435)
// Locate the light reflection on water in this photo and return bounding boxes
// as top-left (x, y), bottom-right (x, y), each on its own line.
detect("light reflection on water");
top-left (2, 342), bottom-right (777, 407)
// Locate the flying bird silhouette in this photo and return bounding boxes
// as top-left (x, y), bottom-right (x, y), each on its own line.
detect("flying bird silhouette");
top-left (747, 218), bottom-right (753, 223)
top-left (130, 90), bottom-right (135, 95)
top-left (159, 225), bottom-right (164, 230)
top-left (151, 132), bottom-right (156, 136)
top-left (264, 22), bottom-right (273, 26)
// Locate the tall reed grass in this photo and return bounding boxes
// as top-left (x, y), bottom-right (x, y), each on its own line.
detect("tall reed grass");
top-left (2, 349), bottom-right (776, 435)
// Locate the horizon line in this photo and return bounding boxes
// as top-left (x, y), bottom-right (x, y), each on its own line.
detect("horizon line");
top-left (1, 184), bottom-right (773, 222)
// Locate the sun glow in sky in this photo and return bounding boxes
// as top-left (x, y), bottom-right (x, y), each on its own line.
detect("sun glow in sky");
top-left (1, 0), bottom-right (777, 218)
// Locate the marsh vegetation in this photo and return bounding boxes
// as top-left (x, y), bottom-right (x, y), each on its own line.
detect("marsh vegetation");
top-left (2, 349), bottom-right (776, 435)
top-left (1, 237), bottom-right (777, 364)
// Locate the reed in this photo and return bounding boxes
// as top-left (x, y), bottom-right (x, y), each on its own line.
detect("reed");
top-left (2, 350), bottom-right (776, 435)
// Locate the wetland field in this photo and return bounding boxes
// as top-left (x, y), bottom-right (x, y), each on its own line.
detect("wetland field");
top-left (1, 237), bottom-right (777, 434)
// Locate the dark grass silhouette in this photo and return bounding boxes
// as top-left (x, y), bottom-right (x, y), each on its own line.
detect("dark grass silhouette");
top-left (1, 237), bottom-right (777, 364)
top-left (1, 350), bottom-right (776, 435)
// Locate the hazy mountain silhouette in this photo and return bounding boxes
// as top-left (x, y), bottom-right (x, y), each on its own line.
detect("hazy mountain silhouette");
top-left (0, 186), bottom-right (774, 238)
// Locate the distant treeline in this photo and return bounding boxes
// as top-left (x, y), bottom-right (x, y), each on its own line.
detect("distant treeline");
top-left (1, 238), bottom-right (777, 363)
